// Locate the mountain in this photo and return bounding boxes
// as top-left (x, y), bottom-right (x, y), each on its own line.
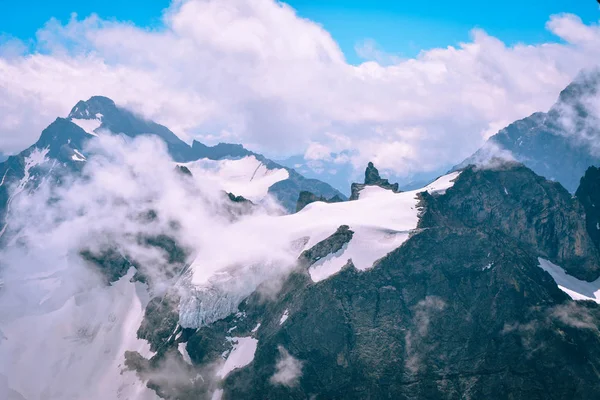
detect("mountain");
top-left (349, 161), bottom-right (400, 200)
top-left (456, 69), bottom-right (600, 193)
top-left (0, 96), bottom-right (344, 233)
top-left (4, 83), bottom-right (600, 400)
top-left (69, 96), bottom-right (194, 161)
top-left (124, 162), bottom-right (600, 400)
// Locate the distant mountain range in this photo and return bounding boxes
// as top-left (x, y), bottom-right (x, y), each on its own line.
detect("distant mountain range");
top-left (0, 96), bottom-right (345, 235)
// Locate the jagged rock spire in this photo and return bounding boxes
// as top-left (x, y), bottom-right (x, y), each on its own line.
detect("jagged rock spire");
top-left (349, 161), bottom-right (400, 200)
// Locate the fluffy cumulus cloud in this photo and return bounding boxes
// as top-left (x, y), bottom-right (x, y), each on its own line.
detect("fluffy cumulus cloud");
top-left (1, 1), bottom-right (600, 178)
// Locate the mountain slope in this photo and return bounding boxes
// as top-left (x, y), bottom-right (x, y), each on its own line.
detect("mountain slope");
top-left (126, 163), bottom-right (600, 399)
top-left (456, 69), bottom-right (600, 193)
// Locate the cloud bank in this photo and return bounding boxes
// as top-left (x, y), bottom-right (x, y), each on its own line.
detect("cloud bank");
top-left (1, 1), bottom-right (600, 178)
top-left (0, 134), bottom-right (299, 399)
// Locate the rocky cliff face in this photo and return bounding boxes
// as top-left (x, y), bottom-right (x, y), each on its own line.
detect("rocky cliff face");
top-left (125, 162), bottom-right (600, 400)
top-left (420, 163), bottom-right (600, 281)
top-left (575, 166), bottom-right (600, 251)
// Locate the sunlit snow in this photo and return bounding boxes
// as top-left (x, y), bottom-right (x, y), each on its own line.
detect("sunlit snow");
top-left (178, 342), bottom-right (193, 365)
top-left (538, 258), bottom-right (600, 303)
top-left (216, 337), bottom-right (258, 379)
top-left (188, 171), bottom-right (460, 286)
top-left (71, 118), bottom-right (102, 136)
top-left (279, 309), bottom-right (289, 325)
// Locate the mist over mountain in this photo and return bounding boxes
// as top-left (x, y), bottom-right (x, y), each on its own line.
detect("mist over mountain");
top-left (456, 69), bottom-right (600, 193)
top-left (1, 25), bottom-right (600, 400)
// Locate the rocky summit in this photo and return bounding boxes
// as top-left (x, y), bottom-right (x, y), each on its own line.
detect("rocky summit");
top-left (349, 162), bottom-right (401, 200)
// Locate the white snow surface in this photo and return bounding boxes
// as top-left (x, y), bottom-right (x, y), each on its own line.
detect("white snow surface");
top-left (0, 268), bottom-right (158, 400)
top-left (71, 149), bottom-right (86, 162)
top-left (180, 156), bottom-right (289, 203)
top-left (178, 342), bottom-right (193, 365)
top-left (71, 118), bottom-right (102, 136)
top-left (216, 337), bottom-right (258, 379)
top-left (538, 258), bottom-right (600, 303)
top-left (279, 309), bottom-right (289, 325)
top-left (188, 171), bottom-right (460, 286)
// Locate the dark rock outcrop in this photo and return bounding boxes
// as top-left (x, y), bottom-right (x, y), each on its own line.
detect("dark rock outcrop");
top-left (298, 225), bottom-right (354, 266)
top-left (350, 162), bottom-right (400, 200)
top-left (295, 191), bottom-right (344, 212)
top-left (575, 166), bottom-right (600, 251)
top-left (421, 163), bottom-right (600, 281)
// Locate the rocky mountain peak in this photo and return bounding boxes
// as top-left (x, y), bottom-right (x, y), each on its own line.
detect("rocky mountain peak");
top-left (68, 96), bottom-right (116, 120)
top-left (556, 68), bottom-right (600, 107)
top-left (349, 161), bottom-right (400, 200)
top-left (455, 68), bottom-right (600, 193)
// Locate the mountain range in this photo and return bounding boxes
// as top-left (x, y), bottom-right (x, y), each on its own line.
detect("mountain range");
top-left (0, 96), bottom-right (345, 237)
top-left (2, 71), bottom-right (600, 400)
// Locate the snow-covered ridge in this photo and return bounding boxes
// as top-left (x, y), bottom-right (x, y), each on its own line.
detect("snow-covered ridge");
top-left (183, 171), bottom-right (461, 327)
top-left (180, 156), bottom-right (289, 203)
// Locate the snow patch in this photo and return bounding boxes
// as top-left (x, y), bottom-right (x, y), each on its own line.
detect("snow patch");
top-left (279, 309), bottom-right (289, 325)
top-left (538, 258), bottom-right (600, 303)
top-left (251, 323), bottom-right (261, 333)
top-left (211, 389), bottom-right (224, 400)
top-left (422, 171), bottom-right (461, 195)
top-left (71, 149), bottom-right (86, 162)
top-left (216, 337), bottom-right (258, 379)
top-left (71, 118), bottom-right (102, 136)
top-left (178, 342), bottom-right (193, 365)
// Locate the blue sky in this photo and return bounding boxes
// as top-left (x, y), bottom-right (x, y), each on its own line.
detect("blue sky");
top-left (1, 0), bottom-right (598, 64)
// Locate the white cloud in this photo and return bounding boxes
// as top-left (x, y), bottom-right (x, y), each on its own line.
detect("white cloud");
top-left (270, 345), bottom-right (303, 387)
top-left (0, 0), bottom-right (599, 178)
top-left (0, 134), bottom-right (300, 398)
